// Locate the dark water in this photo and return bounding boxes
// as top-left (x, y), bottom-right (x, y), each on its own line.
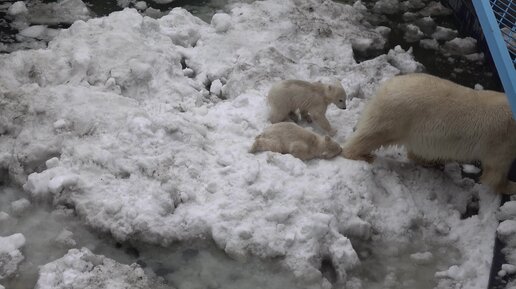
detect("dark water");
top-left (335, 0), bottom-right (501, 91)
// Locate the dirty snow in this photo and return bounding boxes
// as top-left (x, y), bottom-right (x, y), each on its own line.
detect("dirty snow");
top-left (34, 248), bottom-right (167, 289)
top-left (0, 0), bottom-right (504, 288)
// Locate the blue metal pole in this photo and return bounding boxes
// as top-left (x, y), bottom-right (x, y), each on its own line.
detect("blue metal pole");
top-left (472, 0), bottom-right (516, 119)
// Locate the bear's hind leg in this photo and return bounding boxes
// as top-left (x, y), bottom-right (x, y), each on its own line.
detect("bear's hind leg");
top-left (289, 111), bottom-right (301, 123)
top-left (269, 107), bottom-right (289, 123)
top-left (342, 131), bottom-right (394, 163)
top-left (407, 150), bottom-right (445, 170)
top-left (250, 138), bottom-right (281, 154)
top-left (300, 110), bottom-right (313, 123)
top-left (480, 159), bottom-right (515, 194)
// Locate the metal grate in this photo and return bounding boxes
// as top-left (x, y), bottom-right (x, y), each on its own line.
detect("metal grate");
top-left (491, 0), bottom-right (516, 63)
top-left (473, 0), bottom-right (516, 118)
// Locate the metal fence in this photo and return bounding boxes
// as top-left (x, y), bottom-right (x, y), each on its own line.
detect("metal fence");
top-left (473, 0), bottom-right (516, 118)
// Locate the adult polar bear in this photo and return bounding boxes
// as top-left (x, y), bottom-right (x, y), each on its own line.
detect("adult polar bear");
top-left (342, 73), bottom-right (516, 194)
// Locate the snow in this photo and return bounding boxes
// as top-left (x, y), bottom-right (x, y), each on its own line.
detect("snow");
top-left (443, 37), bottom-right (477, 56)
top-left (419, 38), bottom-right (439, 50)
top-left (54, 229), bottom-right (76, 248)
top-left (403, 24), bottom-right (424, 43)
top-left (431, 26), bottom-right (458, 41)
top-left (134, 1), bottom-right (147, 11)
top-left (0, 0), bottom-right (503, 288)
top-left (10, 198), bottom-right (31, 216)
top-left (211, 13), bottom-right (232, 33)
top-left (34, 248), bottom-right (167, 289)
top-left (7, 1), bottom-right (28, 16)
top-left (462, 164), bottom-right (481, 174)
top-left (387, 46), bottom-right (424, 74)
top-left (0, 233), bottom-right (26, 279)
top-left (0, 233), bottom-right (25, 254)
top-left (17, 25), bottom-right (58, 41)
top-left (373, 0), bottom-right (400, 15)
top-left (419, 1), bottom-right (452, 17)
top-left (497, 199), bottom-right (516, 288)
top-left (0, 212), bottom-right (9, 222)
top-left (410, 251), bottom-right (434, 265)
top-left (27, 0), bottom-right (90, 25)
top-left (502, 264), bottom-right (516, 275)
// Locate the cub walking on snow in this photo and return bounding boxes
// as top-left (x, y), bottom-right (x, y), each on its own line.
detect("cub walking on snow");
top-left (267, 80), bottom-right (347, 136)
top-left (342, 73), bottom-right (516, 194)
top-left (250, 122), bottom-right (342, 161)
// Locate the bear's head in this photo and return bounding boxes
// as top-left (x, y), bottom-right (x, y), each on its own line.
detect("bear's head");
top-left (320, 135), bottom-right (343, 159)
top-left (324, 83), bottom-right (347, 109)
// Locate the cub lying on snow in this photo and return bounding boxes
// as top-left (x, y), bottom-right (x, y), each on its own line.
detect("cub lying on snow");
top-left (267, 80), bottom-right (347, 136)
top-left (250, 122), bottom-right (342, 161)
top-left (342, 73), bottom-right (516, 194)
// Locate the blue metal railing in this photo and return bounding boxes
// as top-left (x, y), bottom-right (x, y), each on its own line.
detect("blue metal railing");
top-left (473, 0), bottom-right (516, 119)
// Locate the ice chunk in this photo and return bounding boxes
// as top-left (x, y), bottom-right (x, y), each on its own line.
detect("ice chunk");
top-left (45, 157), bottom-right (60, 169)
top-left (0, 234), bottom-right (25, 279)
top-left (373, 0), bottom-right (400, 14)
top-left (7, 1), bottom-right (28, 16)
top-left (498, 220), bottom-right (516, 245)
top-left (387, 45), bottom-right (424, 74)
top-left (48, 174), bottom-right (80, 194)
top-left (462, 164), bottom-right (481, 174)
top-left (502, 264), bottom-right (516, 275)
top-left (53, 119), bottom-right (67, 130)
top-left (10, 198), bottom-right (31, 216)
top-left (211, 13), bottom-right (232, 33)
top-left (210, 79), bottom-right (223, 96)
top-left (443, 37), bottom-right (477, 55)
top-left (54, 229), bottom-right (76, 248)
top-left (0, 233), bottom-right (26, 253)
top-left (420, 1), bottom-right (452, 16)
top-left (34, 248), bottom-right (167, 289)
top-left (419, 38), bottom-right (439, 50)
top-left (403, 24), bottom-right (424, 42)
top-left (19, 25), bottom-right (47, 39)
top-left (134, 1), bottom-right (147, 10)
top-left (0, 212), bottom-right (9, 222)
top-left (497, 201), bottom-right (516, 221)
top-left (431, 26), bottom-right (458, 41)
top-left (410, 251), bottom-right (434, 265)
top-left (351, 37), bottom-right (374, 52)
top-left (28, 0), bottom-right (90, 25)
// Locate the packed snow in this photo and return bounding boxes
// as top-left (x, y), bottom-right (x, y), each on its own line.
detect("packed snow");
top-left (0, 0), bottom-right (509, 288)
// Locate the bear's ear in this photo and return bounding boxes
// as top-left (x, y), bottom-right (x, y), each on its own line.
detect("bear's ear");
top-left (324, 135), bottom-right (331, 142)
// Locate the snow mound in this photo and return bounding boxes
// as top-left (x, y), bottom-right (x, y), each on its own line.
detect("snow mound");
top-left (34, 248), bottom-right (167, 289)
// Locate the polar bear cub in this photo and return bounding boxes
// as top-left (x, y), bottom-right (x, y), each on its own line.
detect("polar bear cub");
top-left (267, 79), bottom-right (347, 136)
top-left (250, 122), bottom-right (342, 161)
top-left (342, 73), bottom-right (516, 194)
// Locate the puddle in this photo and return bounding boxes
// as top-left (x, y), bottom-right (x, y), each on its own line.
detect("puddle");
top-left (348, 237), bottom-right (461, 289)
top-left (0, 184), bottom-right (301, 289)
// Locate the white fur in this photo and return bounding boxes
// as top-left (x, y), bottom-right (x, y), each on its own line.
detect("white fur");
top-left (250, 122), bottom-right (342, 161)
top-left (342, 73), bottom-right (516, 194)
top-left (266, 80), bottom-right (347, 136)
